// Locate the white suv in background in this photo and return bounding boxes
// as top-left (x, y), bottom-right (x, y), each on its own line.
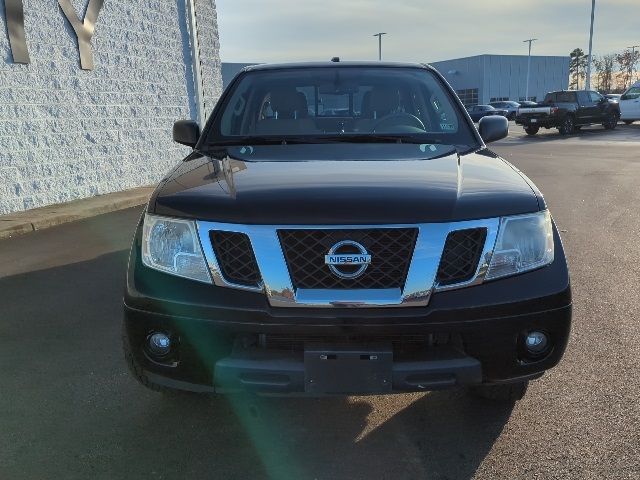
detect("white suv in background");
top-left (619, 81), bottom-right (640, 125)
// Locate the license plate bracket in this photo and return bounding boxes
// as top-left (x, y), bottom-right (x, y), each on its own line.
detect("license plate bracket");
top-left (304, 344), bottom-right (393, 394)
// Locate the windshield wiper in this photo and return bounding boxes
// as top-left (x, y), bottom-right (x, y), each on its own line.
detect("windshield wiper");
top-left (286, 134), bottom-right (443, 145)
top-left (207, 136), bottom-right (291, 147)
top-left (204, 134), bottom-right (447, 147)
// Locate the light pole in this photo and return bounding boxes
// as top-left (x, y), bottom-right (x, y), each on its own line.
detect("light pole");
top-left (373, 33), bottom-right (387, 61)
top-left (585, 0), bottom-right (596, 90)
top-left (523, 38), bottom-right (538, 101)
top-left (629, 45), bottom-right (640, 86)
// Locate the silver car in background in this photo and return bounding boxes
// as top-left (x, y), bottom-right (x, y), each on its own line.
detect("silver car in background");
top-left (489, 101), bottom-right (520, 120)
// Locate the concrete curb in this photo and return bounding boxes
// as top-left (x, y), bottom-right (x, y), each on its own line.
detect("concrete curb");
top-left (0, 187), bottom-right (154, 240)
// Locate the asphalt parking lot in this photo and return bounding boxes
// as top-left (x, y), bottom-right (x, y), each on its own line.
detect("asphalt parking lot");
top-left (1, 122), bottom-right (639, 479)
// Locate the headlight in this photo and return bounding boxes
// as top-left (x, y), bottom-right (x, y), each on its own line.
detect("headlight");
top-left (485, 210), bottom-right (554, 280)
top-left (141, 214), bottom-right (211, 283)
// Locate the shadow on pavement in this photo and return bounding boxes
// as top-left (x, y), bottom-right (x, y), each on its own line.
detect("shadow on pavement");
top-left (0, 250), bottom-right (513, 480)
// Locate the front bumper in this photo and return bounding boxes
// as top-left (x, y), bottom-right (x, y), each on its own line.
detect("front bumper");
top-left (124, 220), bottom-right (572, 395)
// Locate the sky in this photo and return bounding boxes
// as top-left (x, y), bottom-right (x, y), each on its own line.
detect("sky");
top-left (216, 0), bottom-right (639, 64)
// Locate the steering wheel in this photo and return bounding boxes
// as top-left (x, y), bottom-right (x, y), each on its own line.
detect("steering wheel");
top-left (371, 112), bottom-right (426, 133)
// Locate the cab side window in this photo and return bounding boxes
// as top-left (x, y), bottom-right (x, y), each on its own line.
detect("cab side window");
top-left (589, 91), bottom-right (603, 103)
top-left (576, 91), bottom-right (590, 105)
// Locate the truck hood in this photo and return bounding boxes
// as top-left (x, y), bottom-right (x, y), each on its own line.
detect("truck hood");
top-left (151, 144), bottom-right (542, 224)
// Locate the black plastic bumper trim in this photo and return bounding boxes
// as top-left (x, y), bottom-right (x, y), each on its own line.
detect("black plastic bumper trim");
top-left (212, 347), bottom-right (482, 395)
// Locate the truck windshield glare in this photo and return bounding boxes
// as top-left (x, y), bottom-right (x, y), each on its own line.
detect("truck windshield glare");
top-left (206, 67), bottom-right (479, 147)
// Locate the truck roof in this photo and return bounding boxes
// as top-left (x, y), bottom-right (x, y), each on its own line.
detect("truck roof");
top-left (242, 61), bottom-right (434, 72)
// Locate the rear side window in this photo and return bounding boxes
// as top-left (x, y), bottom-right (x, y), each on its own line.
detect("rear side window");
top-left (557, 92), bottom-right (576, 103)
top-left (576, 91), bottom-right (590, 105)
top-left (589, 91), bottom-right (603, 102)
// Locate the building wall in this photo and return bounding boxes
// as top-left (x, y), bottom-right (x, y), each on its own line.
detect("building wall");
top-left (481, 55), bottom-right (569, 104)
top-left (0, 0), bottom-right (222, 215)
top-left (194, 0), bottom-right (223, 118)
top-left (432, 54), bottom-right (569, 106)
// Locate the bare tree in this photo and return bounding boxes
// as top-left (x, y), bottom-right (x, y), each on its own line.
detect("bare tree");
top-left (569, 48), bottom-right (587, 89)
top-left (616, 48), bottom-right (640, 89)
top-left (593, 54), bottom-right (616, 93)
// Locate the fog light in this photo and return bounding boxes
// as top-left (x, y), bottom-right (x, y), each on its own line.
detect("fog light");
top-left (525, 331), bottom-right (548, 355)
top-left (148, 332), bottom-right (171, 357)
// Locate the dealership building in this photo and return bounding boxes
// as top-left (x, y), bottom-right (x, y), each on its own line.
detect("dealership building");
top-left (430, 54), bottom-right (570, 106)
top-left (0, 0), bottom-right (222, 215)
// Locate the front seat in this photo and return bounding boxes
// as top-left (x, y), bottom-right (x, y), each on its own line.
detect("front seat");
top-left (356, 86), bottom-right (399, 131)
top-left (256, 87), bottom-right (317, 134)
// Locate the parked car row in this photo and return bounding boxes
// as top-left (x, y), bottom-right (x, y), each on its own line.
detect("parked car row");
top-left (466, 101), bottom-right (543, 122)
top-left (489, 101), bottom-right (520, 119)
top-left (466, 104), bottom-right (509, 122)
top-left (514, 82), bottom-right (639, 135)
top-left (464, 82), bottom-right (639, 134)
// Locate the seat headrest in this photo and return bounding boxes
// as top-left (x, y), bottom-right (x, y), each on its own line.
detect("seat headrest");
top-left (295, 92), bottom-right (309, 118)
top-left (361, 91), bottom-right (372, 117)
top-left (369, 86), bottom-right (399, 116)
top-left (269, 87), bottom-right (299, 117)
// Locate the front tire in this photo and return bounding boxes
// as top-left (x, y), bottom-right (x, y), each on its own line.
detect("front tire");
top-left (558, 115), bottom-right (575, 135)
top-left (603, 113), bottom-right (618, 130)
top-left (524, 126), bottom-right (539, 136)
top-left (469, 381), bottom-right (529, 402)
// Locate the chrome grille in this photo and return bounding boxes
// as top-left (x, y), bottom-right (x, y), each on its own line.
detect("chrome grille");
top-left (278, 229), bottom-right (418, 289)
top-left (209, 231), bottom-right (262, 287)
top-left (436, 228), bottom-right (487, 286)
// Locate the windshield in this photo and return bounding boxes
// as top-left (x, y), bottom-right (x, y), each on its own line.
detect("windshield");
top-left (205, 67), bottom-right (479, 147)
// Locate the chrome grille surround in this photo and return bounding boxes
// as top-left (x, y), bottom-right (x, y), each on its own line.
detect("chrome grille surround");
top-left (196, 218), bottom-right (500, 308)
top-left (278, 228), bottom-right (419, 290)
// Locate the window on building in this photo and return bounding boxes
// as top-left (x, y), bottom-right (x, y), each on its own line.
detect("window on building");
top-left (490, 97), bottom-right (509, 102)
top-left (456, 88), bottom-right (479, 107)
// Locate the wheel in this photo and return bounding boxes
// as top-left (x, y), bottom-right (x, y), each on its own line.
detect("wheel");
top-left (524, 126), bottom-right (539, 136)
top-left (603, 113), bottom-right (618, 130)
top-left (469, 381), bottom-right (529, 402)
top-left (558, 115), bottom-right (575, 135)
top-left (122, 324), bottom-right (188, 395)
top-left (624, 120), bottom-right (634, 125)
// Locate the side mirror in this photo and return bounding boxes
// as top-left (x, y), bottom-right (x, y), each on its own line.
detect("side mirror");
top-left (172, 120), bottom-right (200, 148)
top-left (620, 95), bottom-right (628, 101)
top-left (478, 115), bottom-right (508, 144)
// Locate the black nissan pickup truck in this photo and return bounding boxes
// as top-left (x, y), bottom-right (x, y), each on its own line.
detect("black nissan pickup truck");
top-left (123, 61), bottom-right (571, 402)
top-left (515, 89), bottom-right (619, 135)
